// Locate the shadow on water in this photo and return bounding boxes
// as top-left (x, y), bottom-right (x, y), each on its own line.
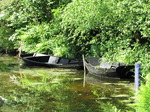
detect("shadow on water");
top-left (0, 55), bottom-right (136, 112)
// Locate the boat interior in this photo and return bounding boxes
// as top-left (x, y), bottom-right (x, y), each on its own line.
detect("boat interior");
top-left (26, 56), bottom-right (80, 64)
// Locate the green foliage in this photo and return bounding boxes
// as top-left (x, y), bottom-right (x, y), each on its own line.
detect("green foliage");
top-left (0, 0), bottom-right (16, 53)
top-left (0, 0), bottom-right (14, 11)
top-left (61, 0), bottom-right (150, 57)
top-left (11, 23), bottom-right (57, 53)
top-left (51, 0), bottom-right (72, 8)
top-left (137, 73), bottom-right (150, 112)
top-left (52, 35), bottom-right (76, 58)
top-left (0, 25), bottom-right (15, 53)
top-left (0, 0), bottom-right (74, 57)
top-left (5, 0), bottom-right (53, 29)
top-left (2, 0), bottom-right (72, 29)
top-left (11, 21), bottom-right (76, 58)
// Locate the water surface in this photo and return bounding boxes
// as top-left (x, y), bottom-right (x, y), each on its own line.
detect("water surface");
top-left (0, 55), bottom-right (135, 112)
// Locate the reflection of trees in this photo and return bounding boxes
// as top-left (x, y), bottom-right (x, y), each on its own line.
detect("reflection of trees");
top-left (0, 56), bottom-right (135, 112)
top-left (0, 60), bottom-right (12, 72)
top-left (5, 72), bottom-right (98, 112)
top-left (0, 60), bottom-right (18, 72)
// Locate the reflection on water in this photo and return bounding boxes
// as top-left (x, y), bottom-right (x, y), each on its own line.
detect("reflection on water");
top-left (0, 55), bottom-right (135, 112)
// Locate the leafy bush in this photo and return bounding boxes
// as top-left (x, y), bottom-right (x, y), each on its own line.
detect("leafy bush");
top-left (4, 0), bottom-right (53, 29)
top-left (61, 0), bottom-right (150, 57)
top-left (137, 73), bottom-right (150, 112)
top-left (10, 23), bottom-right (57, 53)
top-left (0, 25), bottom-right (15, 54)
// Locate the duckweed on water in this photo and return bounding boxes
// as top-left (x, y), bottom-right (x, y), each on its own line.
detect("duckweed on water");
top-left (0, 56), bottom-right (135, 112)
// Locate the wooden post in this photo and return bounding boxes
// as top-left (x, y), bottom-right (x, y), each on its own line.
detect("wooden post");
top-left (82, 55), bottom-right (86, 87)
top-left (135, 63), bottom-right (141, 94)
top-left (18, 41), bottom-right (22, 58)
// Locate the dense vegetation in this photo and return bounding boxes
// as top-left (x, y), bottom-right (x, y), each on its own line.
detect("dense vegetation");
top-left (0, 0), bottom-right (150, 111)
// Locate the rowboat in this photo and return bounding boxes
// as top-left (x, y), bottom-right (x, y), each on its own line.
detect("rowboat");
top-left (83, 57), bottom-right (129, 77)
top-left (83, 57), bottom-right (120, 77)
top-left (83, 57), bottom-right (134, 78)
top-left (21, 54), bottom-right (83, 69)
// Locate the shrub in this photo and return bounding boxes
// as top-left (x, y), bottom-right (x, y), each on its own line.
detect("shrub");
top-left (137, 73), bottom-right (150, 112)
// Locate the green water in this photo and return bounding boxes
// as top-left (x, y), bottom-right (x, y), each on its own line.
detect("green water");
top-left (0, 55), bottom-right (135, 112)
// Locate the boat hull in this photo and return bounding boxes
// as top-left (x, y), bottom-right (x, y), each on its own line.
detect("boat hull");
top-left (83, 57), bottom-right (134, 78)
top-left (22, 54), bottom-right (83, 69)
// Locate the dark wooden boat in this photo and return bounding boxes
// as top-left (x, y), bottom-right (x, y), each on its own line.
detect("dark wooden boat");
top-left (22, 55), bottom-right (83, 69)
top-left (83, 57), bottom-right (126, 77)
top-left (83, 57), bottom-right (134, 78)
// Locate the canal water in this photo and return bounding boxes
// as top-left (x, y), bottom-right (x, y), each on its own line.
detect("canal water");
top-left (0, 55), bottom-right (135, 112)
